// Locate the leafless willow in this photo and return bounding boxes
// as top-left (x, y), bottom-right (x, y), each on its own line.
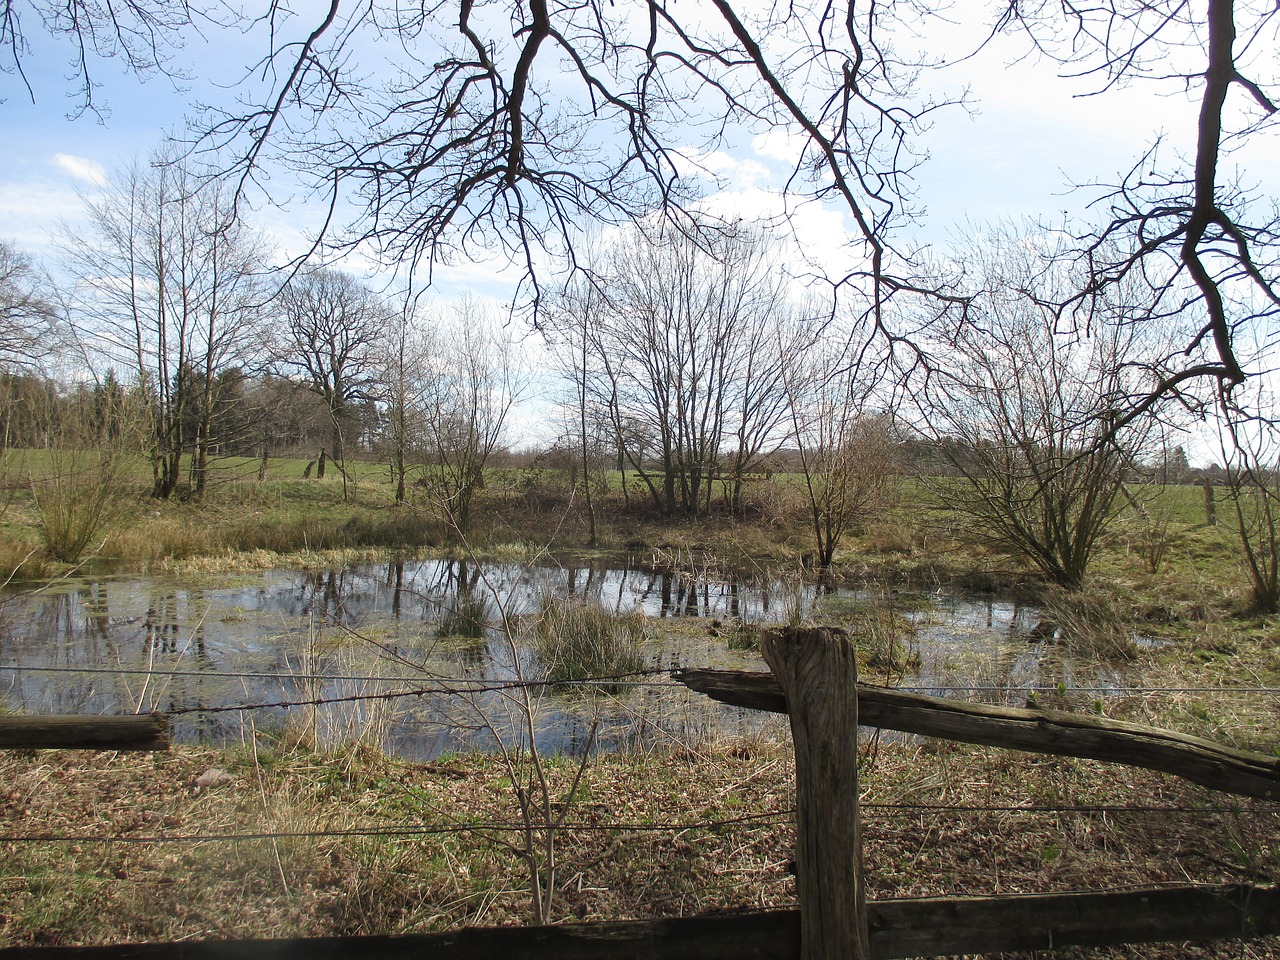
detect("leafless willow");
top-left (1217, 382), bottom-right (1280, 612)
top-left (420, 300), bottom-right (524, 535)
top-left (907, 228), bottom-right (1171, 588)
top-left (783, 332), bottom-right (895, 570)
top-left (65, 153), bottom-right (268, 499)
top-left (546, 218), bottom-right (803, 517)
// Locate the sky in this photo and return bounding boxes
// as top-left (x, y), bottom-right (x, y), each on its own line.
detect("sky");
top-left (0, 0), bottom-right (1275, 456)
top-left (5, 1), bottom-right (1272, 289)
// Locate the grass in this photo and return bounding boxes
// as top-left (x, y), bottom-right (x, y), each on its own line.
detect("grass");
top-left (0, 449), bottom-right (451, 573)
top-left (2, 736), bottom-right (1277, 954)
top-left (526, 595), bottom-right (648, 690)
top-left (0, 448), bottom-right (1248, 608)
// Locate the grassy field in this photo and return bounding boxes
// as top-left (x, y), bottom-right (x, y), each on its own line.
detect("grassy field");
top-left (2, 449), bottom-right (1279, 954)
top-left (0, 447), bottom-right (1241, 574)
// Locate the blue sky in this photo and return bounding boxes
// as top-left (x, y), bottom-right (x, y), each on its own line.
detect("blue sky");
top-left (0, 4), bottom-right (1274, 291)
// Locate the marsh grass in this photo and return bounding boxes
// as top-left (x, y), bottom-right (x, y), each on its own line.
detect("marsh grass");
top-left (437, 590), bottom-right (490, 640)
top-left (274, 643), bottom-right (397, 757)
top-left (0, 537), bottom-right (48, 580)
top-left (815, 594), bottom-right (922, 678)
top-left (724, 618), bottom-right (761, 650)
top-left (1040, 588), bottom-right (1140, 661)
top-left (100, 479), bottom-right (442, 568)
top-left (527, 595), bottom-right (647, 691)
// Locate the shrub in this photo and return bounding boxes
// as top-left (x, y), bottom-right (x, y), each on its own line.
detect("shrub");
top-left (30, 448), bottom-right (128, 563)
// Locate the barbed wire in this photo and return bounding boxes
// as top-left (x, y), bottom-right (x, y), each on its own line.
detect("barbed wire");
top-left (5, 663), bottom-right (1280, 696)
top-left (0, 802), bottom-right (1266, 847)
top-left (159, 674), bottom-right (677, 716)
top-left (0, 664), bottom-right (675, 686)
top-left (0, 809), bottom-right (792, 844)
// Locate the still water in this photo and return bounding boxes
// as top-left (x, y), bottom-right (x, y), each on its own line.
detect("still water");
top-left (0, 558), bottom-right (1128, 758)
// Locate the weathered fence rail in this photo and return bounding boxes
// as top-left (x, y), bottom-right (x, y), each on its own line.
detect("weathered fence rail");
top-left (0, 884), bottom-right (1275, 960)
top-left (674, 666), bottom-right (1280, 801)
top-left (0, 714), bottom-right (169, 751)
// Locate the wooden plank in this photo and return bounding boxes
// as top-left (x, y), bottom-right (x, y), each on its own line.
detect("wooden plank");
top-left (761, 626), bottom-right (869, 960)
top-left (0, 715), bottom-right (169, 751)
top-left (0, 885), bottom-right (1275, 959)
top-left (674, 667), bottom-right (1280, 801)
top-left (868, 883), bottom-right (1280, 956)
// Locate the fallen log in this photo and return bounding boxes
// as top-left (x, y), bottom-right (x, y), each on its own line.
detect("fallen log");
top-left (673, 668), bottom-right (1280, 801)
top-left (0, 714), bottom-right (169, 751)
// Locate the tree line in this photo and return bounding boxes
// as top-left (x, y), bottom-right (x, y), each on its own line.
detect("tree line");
top-left (0, 163), bottom-right (1250, 599)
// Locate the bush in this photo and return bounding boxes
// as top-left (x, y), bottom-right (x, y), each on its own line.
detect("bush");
top-left (30, 448), bottom-right (128, 563)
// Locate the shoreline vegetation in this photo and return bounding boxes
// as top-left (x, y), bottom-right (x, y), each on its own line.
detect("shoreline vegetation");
top-left (2, 452), bottom-right (1279, 955)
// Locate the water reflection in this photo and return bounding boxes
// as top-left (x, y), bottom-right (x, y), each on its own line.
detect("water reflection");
top-left (0, 558), bottom-right (1130, 757)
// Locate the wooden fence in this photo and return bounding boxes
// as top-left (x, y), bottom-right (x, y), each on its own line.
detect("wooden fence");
top-left (2, 625), bottom-right (1279, 959)
top-left (0, 715), bottom-right (167, 751)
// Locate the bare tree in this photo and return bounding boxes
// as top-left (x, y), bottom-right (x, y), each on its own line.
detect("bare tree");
top-left (421, 300), bottom-right (523, 535)
top-left (1217, 382), bottom-right (1280, 613)
top-left (374, 293), bottom-right (437, 504)
top-left (556, 218), bottom-right (796, 517)
top-left (186, 184), bottom-right (269, 496)
top-left (0, 241), bottom-right (64, 454)
top-left (67, 154), bottom-right (266, 499)
top-left (19, 0), bottom-right (1276, 428)
top-left (0, 0), bottom-right (201, 117)
top-left (0, 241), bottom-right (59, 369)
top-left (784, 332), bottom-right (896, 569)
top-left (272, 268), bottom-right (388, 470)
top-left (909, 228), bottom-right (1165, 589)
top-left (544, 271), bottom-right (607, 544)
top-left (998, 0), bottom-right (1278, 420)
top-left (187, 0), bottom-right (960, 326)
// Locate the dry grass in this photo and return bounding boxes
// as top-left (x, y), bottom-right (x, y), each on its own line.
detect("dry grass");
top-left (2, 735), bottom-right (1278, 956)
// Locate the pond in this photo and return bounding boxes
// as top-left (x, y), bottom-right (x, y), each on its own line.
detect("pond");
top-left (0, 557), bottom-right (1133, 758)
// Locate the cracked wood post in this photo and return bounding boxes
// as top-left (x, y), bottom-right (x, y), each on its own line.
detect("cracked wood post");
top-left (761, 626), bottom-right (869, 960)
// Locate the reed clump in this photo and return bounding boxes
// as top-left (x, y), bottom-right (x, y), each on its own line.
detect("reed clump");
top-left (1041, 588), bottom-right (1140, 662)
top-left (528, 596), bottom-right (648, 691)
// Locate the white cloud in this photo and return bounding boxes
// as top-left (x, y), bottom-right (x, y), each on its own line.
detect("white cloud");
top-left (730, 158), bottom-right (772, 190)
top-left (669, 147), bottom-right (774, 190)
top-left (751, 128), bottom-right (809, 166)
top-left (52, 154), bottom-right (108, 186)
top-left (0, 179), bottom-right (88, 252)
top-left (695, 185), bottom-right (857, 280)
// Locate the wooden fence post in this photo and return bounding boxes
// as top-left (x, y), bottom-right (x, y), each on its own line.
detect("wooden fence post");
top-left (761, 626), bottom-right (869, 960)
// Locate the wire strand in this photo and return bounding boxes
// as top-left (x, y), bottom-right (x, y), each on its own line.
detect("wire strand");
top-left (5, 664), bottom-right (1280, 696)
top-left (0, 802), bottom-right (1264, 846)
